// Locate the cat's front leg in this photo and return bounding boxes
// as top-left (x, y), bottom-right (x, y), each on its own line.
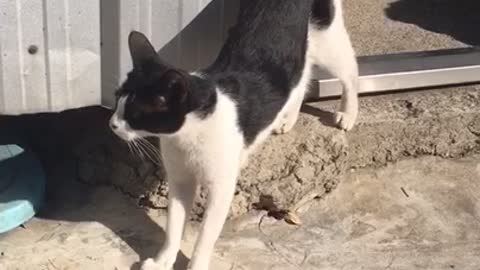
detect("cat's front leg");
top-left (187, 162), bottom-right (240, 270)
top-left (141, 152), bottom-right (197, 270)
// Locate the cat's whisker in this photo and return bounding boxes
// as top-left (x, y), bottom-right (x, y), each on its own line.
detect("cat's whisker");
top-left (134, 140), bottom-right (153, 162)
top-left (136, 139), bottom-right (162, 165)
top-left (129, 141), bottom-right (138, 157)
top-left (129, 140), bottom-right (144, 161)
top-left (126, 141), bottom-right (134, 156)
top-left (141, 140), bottom-right (162, 162)
top-left (138, 138), bottom-right (162, 158)
top-left (133, 140), bottom-right (146, 161)
top-left (137, 140), bottom-right (156, 165)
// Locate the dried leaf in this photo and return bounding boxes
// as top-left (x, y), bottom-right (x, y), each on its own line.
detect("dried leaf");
top-left (284, 211), bottom-right (302, 226)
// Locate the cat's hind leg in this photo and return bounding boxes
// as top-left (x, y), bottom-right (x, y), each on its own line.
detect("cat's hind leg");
top-left (309, 0), bottom-right (359, 130)
top-left (273, 59), bottom-right (313, 135)
top-left (272, 88), bottom-right (307, 134)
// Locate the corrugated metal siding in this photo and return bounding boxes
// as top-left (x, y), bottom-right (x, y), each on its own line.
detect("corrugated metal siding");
top-left (0, 0), bottom-right (101, 115)
top-left (1, 0), bottom-right (238, 113)
top-left (101, 0), bottom-right (239, 108)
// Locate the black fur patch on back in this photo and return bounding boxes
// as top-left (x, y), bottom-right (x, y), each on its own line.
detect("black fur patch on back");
top-left (205, 0), bottom-right (314, 146)
top-left (311, 0), bottom-right (335, 28)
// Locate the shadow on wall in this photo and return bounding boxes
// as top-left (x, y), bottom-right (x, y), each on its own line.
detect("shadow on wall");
top-left (101, 0), bottom-right (239, 107)
top-left (156, 0), bottom-right (239, 71)
top-left (385, 0), bottom-right (480, 46)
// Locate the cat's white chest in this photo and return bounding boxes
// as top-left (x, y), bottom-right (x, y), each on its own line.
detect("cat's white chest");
top-left (161, 90), bottom-right (245, 185)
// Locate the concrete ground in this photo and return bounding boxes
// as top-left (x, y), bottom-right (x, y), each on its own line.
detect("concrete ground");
top-left (220, 156), bottom-right (480, 270)
top-left (1, 82), bottom-right (480, 269)
top-left (1, 154), bottom-right (479, 270)
top-left (2, 0), bottom-right (480, 269)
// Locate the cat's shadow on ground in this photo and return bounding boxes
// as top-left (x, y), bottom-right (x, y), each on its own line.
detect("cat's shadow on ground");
top-left (38, 163), bottom-right (190, 270)
top-left (385, 0), bottom-right (480, 46)
top-left (301, 104), bottom-right (338, 128)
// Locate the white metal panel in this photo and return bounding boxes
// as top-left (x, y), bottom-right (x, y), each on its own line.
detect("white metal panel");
top-left (101, 0), bottom-right (239, 108)
top-left (0, 0), bottom-right (101, 115)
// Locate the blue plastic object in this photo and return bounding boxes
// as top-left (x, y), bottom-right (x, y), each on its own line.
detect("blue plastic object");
top-left (0, 144), bottom-right (45, 234)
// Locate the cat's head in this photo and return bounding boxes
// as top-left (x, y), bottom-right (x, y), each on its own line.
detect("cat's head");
top-left (110, 31), bottom-right (190, 141)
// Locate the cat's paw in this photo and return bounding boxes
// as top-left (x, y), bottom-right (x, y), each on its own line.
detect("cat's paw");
top-left (273, 114), bottom-right (298, 135)
top-left (334, 111), bottom-right (357, 131)
top-left (140, 258), bottom-right (172, 270)
top-left (186, 263), bottom-right (208, 270)
top-left (273, 124), bottom-right (292, 135)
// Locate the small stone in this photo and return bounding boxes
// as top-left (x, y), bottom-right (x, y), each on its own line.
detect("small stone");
top-left (468, 116), bottom-right (480, 136)
top-left (294, 167), bottom-right (315, 183)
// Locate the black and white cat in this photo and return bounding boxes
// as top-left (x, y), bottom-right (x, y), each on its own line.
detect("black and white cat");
top-left (110, 0), bottom-right (358, 269)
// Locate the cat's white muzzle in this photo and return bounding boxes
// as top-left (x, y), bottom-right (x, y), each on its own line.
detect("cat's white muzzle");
top-left (109, 114), bottom-right (137, 141)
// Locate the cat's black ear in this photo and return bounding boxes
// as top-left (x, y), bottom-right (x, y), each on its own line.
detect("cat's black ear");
top-left (162, 70), bottom-right (188, 102)
top-left (128, 31), bottom-right (158, 68)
